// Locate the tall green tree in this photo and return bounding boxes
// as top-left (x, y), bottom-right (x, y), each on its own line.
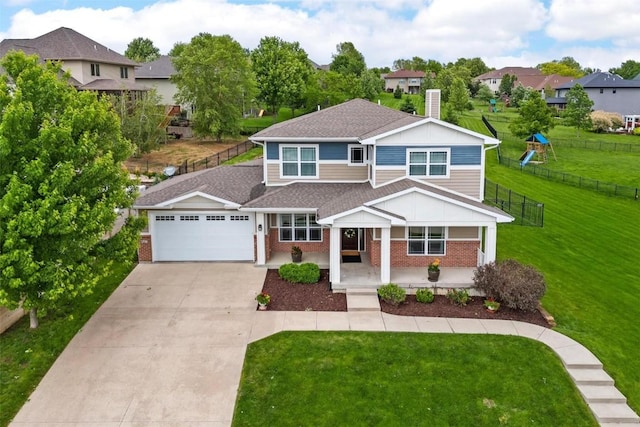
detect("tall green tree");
top-left (563, 83), bottom-right (594, 136)
top-left (359, 69), bottom-right (383, 101)
top-left (172, 33), bottom-right (254, 140)
top-left (124, 37), bottom-right (160, 63)
top-left (509, 90), bottom-right (555, 139)
top-left (330, 42), bottom-right (366, 77)
top-left (499, 74), bottom-right (514, 96)
top-left (251, 36), bottom-right (313, 116)
top-left (609, 60), bottom-right (640, 80)
top-left (110, 89), bottom-right (166, 155)
top-left (0, 52), bottom-right (143, 328)
top-left (476, 83), bottom-right (494, 103)
top-left (168, 42), bottom-right (187, 57)
top-left (449, 77), bottom-right (469, 112)
top-left (538, 57), bottom-right (584, 77)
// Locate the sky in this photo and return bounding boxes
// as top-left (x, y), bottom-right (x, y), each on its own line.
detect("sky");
top-left (1, 0), bottom-right (639, 72)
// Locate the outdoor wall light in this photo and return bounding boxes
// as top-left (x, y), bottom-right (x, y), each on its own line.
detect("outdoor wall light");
top-left (258, 224), bottom-right (262, 231)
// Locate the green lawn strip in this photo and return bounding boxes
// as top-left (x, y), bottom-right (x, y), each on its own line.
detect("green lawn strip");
top-left (486, 156), bottom-right (640, 411)
top-left (233, 331), bottom-right (596, 426)
top-left (0, 260), bottom-right (135, 427)
top-left (222, 146), bottom-right (264, 165)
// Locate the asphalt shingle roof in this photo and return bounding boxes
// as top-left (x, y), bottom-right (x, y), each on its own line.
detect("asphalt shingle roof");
top-left (0, 27), bottom-right (137, 66)
top-left (555, 72), bottom-right (640, 89)
top-left (135, 55), bottom-right (175, 78)
top-left (384, 69), bottom-right (425, 79)
top-left (250, 98), bottom-right (423, 140)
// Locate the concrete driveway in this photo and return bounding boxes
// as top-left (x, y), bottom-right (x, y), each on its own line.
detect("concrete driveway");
top-left (11, 263), bottom-right (267, 426)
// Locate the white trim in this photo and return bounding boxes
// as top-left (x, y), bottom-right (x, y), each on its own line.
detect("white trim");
top-left (240, 207), bottom-right (317, 213)
top-left (347, 144), bottom-right (367, 166)
top-left (155, 191), bottom-right (240, 209)
top-left (406, 148), bottom-right (451, 179)
top-left (276, 213), bottom-right (323, 243)
top-left (251, 137), bottom-right (359, 143)
top-left (279, 144), bottom-right (319, 179)
top-left (406, 225), bottom-right (446, 256)
top-left (316, 206), bottom-right (405, 226)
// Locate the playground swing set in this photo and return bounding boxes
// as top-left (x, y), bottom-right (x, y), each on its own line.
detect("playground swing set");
top-left (519, 133), bottom-right (557, 167)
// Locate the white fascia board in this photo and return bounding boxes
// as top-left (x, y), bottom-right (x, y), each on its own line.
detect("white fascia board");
top-left (250, 137), bottom-right (360, 143)
top-left (157, 191), bottom-right (240, 209)
top-left (239, 207), bottom-right (318, 213)
top-left (317, 206), bottom-right (406, 226)
top-left (361, 117), bottom-right (500, 146)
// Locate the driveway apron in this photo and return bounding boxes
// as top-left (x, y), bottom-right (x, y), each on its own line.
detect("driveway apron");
top-left (11, 263), bottom-right (267, 426)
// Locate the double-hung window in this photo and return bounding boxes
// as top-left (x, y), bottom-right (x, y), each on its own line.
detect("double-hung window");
top-left (407, 226), bottom-right (445, 255)
top-left (90, 63), bottom-right (100, 76)
top-left (408, 149), bottom-right (449, 178)
top-left (281, 146), bottom-right (317, 178)
top-left (120, 67), bottom-right (128, 79)
top-left (279, 214), bottom-right (322, 242)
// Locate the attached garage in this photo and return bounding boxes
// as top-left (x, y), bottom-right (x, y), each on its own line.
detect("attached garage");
top-left (151, 211), bottom-right (255, 261)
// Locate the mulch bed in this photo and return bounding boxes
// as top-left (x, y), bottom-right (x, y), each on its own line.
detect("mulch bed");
top-left (260, 269), bottom-right (551, 328)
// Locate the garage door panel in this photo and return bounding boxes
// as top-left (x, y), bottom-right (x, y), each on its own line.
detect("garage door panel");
top-left (152, 213), bottom-right (254, 261)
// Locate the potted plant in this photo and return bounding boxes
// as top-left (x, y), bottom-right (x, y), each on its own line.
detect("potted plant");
top-left (428, 258), bottom-right (440, 282)
top-left (291, 245), bottom-right (302, 262)
top-left (483, 297), bottom-right (501, 312)
top-left (256, 292), bottom-right (271, 310)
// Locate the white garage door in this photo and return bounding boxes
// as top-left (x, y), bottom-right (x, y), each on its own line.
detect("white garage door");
top-left (152, 212), bottom-right (254, 261)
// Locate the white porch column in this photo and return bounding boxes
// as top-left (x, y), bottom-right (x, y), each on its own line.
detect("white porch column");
top-left (484, 223), bottom-right (497, 264)
top-left (380, 227), bottom-right (391, 283)
top-left (256, 212), bottom-right (266, 265)
top-left (330, 226), bottom-right (341, 284)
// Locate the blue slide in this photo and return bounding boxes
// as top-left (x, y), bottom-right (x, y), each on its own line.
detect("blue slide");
top-left (520, 150), bottom-right (536, 167)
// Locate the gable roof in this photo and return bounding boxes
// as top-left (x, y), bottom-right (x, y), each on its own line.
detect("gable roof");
top-left (476, 67), bottom-right (541, 80)
top-left (555, 72), bottom-right (640, 89)
top-left (134, 159), bottom-right (265, 208)
top-left (384, 69), bottom-right (426, 79)
top-left (515, 73), bottom-right (574, 91)
top-left (250, 98), bottom-right (423, 140)
top-left (0, 27), bottom-right (137, 67)
top-left (135, 55), bottom-right (175, 79)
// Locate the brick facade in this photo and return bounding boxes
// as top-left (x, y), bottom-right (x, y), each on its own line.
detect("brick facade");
top-left (268, 228), bottom-right (330, 255)
top-left (138, 234), bottom-right (152, 262)
top-left (369, 239), bottom-right (479, 268)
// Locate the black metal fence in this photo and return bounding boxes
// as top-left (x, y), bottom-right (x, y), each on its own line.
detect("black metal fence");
top-left (484, 179), bottom-right (545, 227)
top-left (499, 156), bottom-right (639, 200)
top-left (481, 115), bottom-right (498, 138)
top-left (175, 140), bottom-right (260, 175)
top-left (546, 137), bottom-right (640, 152)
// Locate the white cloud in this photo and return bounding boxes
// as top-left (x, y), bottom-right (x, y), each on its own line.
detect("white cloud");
top-left (0, 0), bottom-right (635, 71)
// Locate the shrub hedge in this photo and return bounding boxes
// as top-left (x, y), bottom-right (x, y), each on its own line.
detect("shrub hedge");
top-left (278, 263), bottom-right (320, 284)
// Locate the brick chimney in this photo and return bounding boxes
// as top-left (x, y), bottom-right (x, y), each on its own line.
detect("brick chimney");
top-left (425, 89), bottom-right (441, 119)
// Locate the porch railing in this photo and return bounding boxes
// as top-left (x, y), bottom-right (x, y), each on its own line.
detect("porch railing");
top-left (477, 248), bottom-right (485, 267)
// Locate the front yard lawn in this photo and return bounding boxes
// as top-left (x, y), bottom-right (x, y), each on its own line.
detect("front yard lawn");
top-left (233, 331), bottom-right (596, 426)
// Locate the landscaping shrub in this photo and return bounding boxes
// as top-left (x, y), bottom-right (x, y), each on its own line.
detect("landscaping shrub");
top-left (415, 288), bottom-right (434, 304)
top-left (473, 259), bottom-right (546, 311)
top-left (446, 288), bottom-right (471, 306)
top-left (377, 283), bottom-right (406, 305)
top-left (278, 262), bottom-right (320, 284)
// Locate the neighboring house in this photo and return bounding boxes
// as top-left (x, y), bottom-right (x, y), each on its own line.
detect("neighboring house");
top-left (135, 55), bottom-right (178, 105)
top-left (383, 69), bottom-right (425, 94)
top-left (551, 72), bottom-right (640, 129)
top-left (514, 73), bottom-right (574, 97)
top-left (476, 67), bottom-right (541, 93)
top-left (134, 92), bottom-right (513, 288)
top-left (0, 27), bottom-right (146, 94)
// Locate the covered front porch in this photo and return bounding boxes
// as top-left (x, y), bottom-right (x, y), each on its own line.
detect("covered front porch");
top-left (263, 251), bottom-right (476, 293)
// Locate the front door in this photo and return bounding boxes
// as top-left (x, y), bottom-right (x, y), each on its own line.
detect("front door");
top-left (341, 228), bottom-right (359, 251)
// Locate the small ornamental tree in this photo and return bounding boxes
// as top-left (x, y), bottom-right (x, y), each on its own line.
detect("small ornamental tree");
top-left (0, 52), bottom-right (144, 328)
top-left (473, 259), bottom-right (546, 311)
top-left (393, 85), bottom-right (403, 99)
top-left (399, 97), bottom-right (416, 114)
top-left (564, 84), bottom-right (594, 136)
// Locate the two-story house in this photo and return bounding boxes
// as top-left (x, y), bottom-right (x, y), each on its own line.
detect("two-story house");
top-left (475, 67), bottom-right (541, 93)
top-left (134, 92), bottom-right (513, 288)
top-left (0, 27), bottom-right (145, 95)
top-left (383, 69), bottom-right (425, 94)
top-left (550, 72), bottom-right (640, 130)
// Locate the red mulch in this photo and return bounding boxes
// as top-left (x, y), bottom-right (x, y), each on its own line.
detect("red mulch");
top-left (260, 269), bottom-right (551, 328)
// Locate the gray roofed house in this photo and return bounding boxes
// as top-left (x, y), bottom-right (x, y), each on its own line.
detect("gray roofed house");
top-left (135, 55), bottom-right (181, 106)
top-left (0, 27), bottom-right (144, 93)
top-left (549, 72), bottom-right (640, 128)
top-left (134, 96), bottom-right (513, 289)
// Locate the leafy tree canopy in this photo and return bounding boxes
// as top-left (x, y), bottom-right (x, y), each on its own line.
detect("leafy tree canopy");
top-left (124, 37), bottom-right (160, 62)
top-left (330, 42), bottom-right (366, 77)
top-left (110, 89), bottom-right (166, 155)
top-left (0, 52), bottom-right (143, 327)
top-left (508, 89), bottom-right (555, 139)
top-left (449, 77), bottom-right (469, 113)
top-left (172, 33), bottom-right (254, 140)
top-left (563, 83), bottom-right (594, 135)
top-left (168, 42), bottom-right (187, 57)
top-left (537, 57), bottom-right (584, 77)
top-left (609, 60), bottom-right (640, 80)
top-left (476, 83), bottom-right (494, 103)
top-left (499, 74), bottom-right (515, 96)
top-left (251, 36), bottom-right (313, 116)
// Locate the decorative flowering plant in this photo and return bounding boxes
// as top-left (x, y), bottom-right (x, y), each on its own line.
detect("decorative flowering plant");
top-left (428, 258), bottom-right (441, 272)
top-left (483, 297), bottom-right (500, 311)
top-left (256, 292), bottom-right (271, 305)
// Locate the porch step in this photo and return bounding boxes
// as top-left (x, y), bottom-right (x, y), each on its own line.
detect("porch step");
top-left (346, 288), bottom-right (380, 312)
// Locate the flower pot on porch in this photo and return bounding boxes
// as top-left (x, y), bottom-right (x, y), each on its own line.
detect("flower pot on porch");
top-left (291, 252), bottom-right (302, 262)
top-left (428, 270), bottom-right (440, 282)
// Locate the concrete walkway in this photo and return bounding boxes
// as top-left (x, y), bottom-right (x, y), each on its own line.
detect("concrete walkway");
top-left (10, 263), bottom-right (639, 426)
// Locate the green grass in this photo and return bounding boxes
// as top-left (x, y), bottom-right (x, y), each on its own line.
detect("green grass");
top-left (485, 155), bottom-right (640, 411)
top-left (222, 146), bottom-right (264, 165)
top-left (0, 260), bottom-right (136, 427)
top-left (233, 332), bottom-right (596, 426)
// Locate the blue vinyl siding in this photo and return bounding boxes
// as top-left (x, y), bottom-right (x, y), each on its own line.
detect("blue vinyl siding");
top-left (265, 142), bottom-right (349, 161)
top-left (376, 145), bottom-right (481, 166)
